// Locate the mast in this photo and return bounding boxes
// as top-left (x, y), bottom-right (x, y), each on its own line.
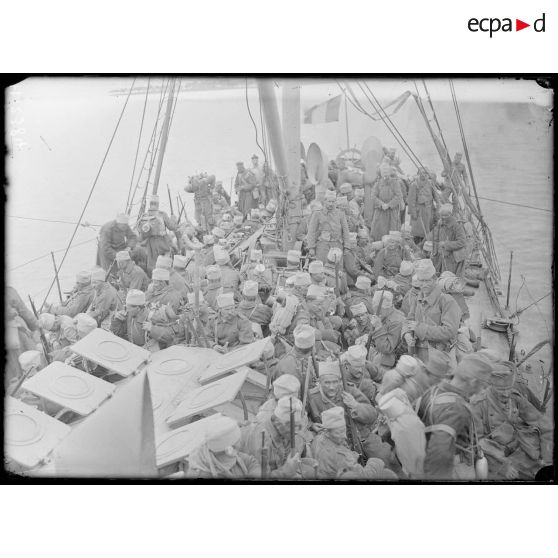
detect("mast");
top-left (151, 78), bottom-right (176, 196)
top-left (257, 79), bottom-right (302, 249)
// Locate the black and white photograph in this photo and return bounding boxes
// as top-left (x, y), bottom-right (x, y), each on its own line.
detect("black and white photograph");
top-left (4, 76), bottom-right (554, 481)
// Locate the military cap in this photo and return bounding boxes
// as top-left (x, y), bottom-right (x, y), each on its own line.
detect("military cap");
top-left (205, 416), bottom-right (241, 452)
top-left (236, 161), bottom-right (244, 166)
top-left (91, 268), bottom-right (106, 282)
top-left (381, 234), bottom-right (391, 243)
top-left (371, 240), bottom-right (384, 251)
top-left (415, 259), bottom-right (436, 280)
top-left (322, 406), bottom-right (346, 429)
top-left (489, 362), bottom-right (516, 389)
top-left (273, 375), bottom-right (301, 399)
top-left (152, 268), bottom-right (170, 281)
top-left (216, 292), bottom-right (235, 309)
top-left (213, 246), bottom-right (230, 265)
top-left (221, 213), bottom-right (232, 222)
top-left (39, 313), bottom-right (56, 331)
top-left (126, 289), bottom-right (146, 306)
top-left (411, 274), bottom-right (420, 288)
top-left (318, 360), bottom-right (342, 378)
top-left (250, 208), bottom-right (261, 218)
top-left (389, 230), bottom-right (402, 238)
top-left (423, 348), bottom-right (452, 378)
top-left (285, 276), bottom-right (296, 287)
top-left (115, 213), bottom-right (129, 224)
top-left (156, 255), bottom-right (172, 270)
top-left (355, 275), bottom-right (371, 290)
top-left (203, 234), bottom-right (215, 245)
top-left (254, 263), bottom-right (266, 274)
top-left (266, 199), bottom-right (277, 212)
top-left (372, 289), bottom-right (393, 310)
top-left (357, 227), bottom-right (369, 239)
top-left (309, 200), bottom-right (323, 212)
top-left (308, 260), bottom-right (324, 274)
top-left (75, 313), bottom-right (97, 337)
top-left (206, 265), bottom-right (221, 280)
top-left (453, 353), bottom-right (493, 384)
top-left (345, 344), bottom-right (367, 367)
top-left (242, 280), bottom-right (259, 297)
top-left (173, 255), bottom-right (188, 269)
top-left (400, 261), bottom-right (414, 277)
top-left (336, 195), bottom-right (348, 207)
top-left (287, 249), bottom-right (301, 265)
top-left (327, 247), bottom-right (343, 263)
top-left (233, 215), bottom-right (244, 225)
top-left (294, 324), bottom-right (315, 349)
top-left (306, 284), bottom-right (326, 300)
top-left (350, 302), bottom-right (368, 316)
top-left (422, 241), bottom-right (433, 253)
top-left (116, 250), bottom-right (131, 262)
top-left (339, 183), bottom-right (353, 194)
top-left (395, 354), bottom-right (418, 377)
top-left (76, 271), bottom-right (91, 284)
top-left (324, 189), bottom-right (337, 201)
top-left (293, 272), bottom-right (311, 287)
top-left (274, 396), bottom-right (303, 423)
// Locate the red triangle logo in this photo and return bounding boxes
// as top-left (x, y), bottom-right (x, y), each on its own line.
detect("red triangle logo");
top-left (516, 19), bottom-right (530, 31)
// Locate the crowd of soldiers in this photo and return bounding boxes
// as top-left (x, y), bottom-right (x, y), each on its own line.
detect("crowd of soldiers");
top-left (6, 148), bottom-right (552, 480)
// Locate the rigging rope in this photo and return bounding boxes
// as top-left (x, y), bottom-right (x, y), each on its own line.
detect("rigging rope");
top-left (8, 215), bottom-right (101, 226)
top-left (245, 78), bottom-right (266, 160)
top-left (39, 77), bottom-right (136, 311)
top-left (125, 77), bottom-right (150, 211)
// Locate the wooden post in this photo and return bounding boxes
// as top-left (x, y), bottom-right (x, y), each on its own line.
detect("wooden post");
top-left (51, 252), bottom-right (63, 303)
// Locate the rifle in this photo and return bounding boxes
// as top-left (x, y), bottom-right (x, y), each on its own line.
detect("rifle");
top-left (334, 255), bottom-right (341, 298)
top-left (105, 257), bottom-right (117, 282)
top-left (28, 295), bottom-right (52, 364)
top-left (340, 359), bottom-right (366, 465)
top-left (366, 289), bottom-right (385, 356)
top-left (261, 431), bottom-right (268, 479)
top-left (167, 184), bottom-right (175, 217)
top-left (289, 397), bottom-right (296, 457)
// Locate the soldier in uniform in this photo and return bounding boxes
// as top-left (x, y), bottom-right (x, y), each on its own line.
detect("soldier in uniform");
top-left (213, 246), bottom-right (241, 296)
top-left (97, 213), bottom-right (138, 271)
top-left (401, 273), bottom-right (421, 316)
top-left (306, 189), bottom-right (350, 265)
top-left (340, 344), bottom-right (378, 403)
top-left (110, 289), bottom-right (147, 347)
top-left (392, 260), bottom-right (414, 296)
top-left (186, 416), bottom-right (260, 479)
top-left (343, 302), bottom-right (374, 347)
top-left (337, 195), bottom-right (359, 233)
top-left (370, 163), bottom-right (403, 241)
top-left (256, 374), bottom-right (301, 425)
top-left (451, 152), bottom-right (470, 194)
top-left (307, 361), bottom-right (395, 466)
top-left (404, 259), bottom-right (461, 365)
top-left (240, 249), bottom-right (263, 281)
top-left (427, 204), bottom-right (468, 277)
top-left (45, 271), bottom-right (95, 318)
top-left (373, 233), bottom-right (411, 279)
top-left (240, 396), bottom-right (316, 478)
top-left (472, 363), bottom-right (553, 480)
top-left (234, 161), bottom-right (258, 217)
top-left (345, 275), bottom-right (374, 318)
top-left (116, 250), bottom-right (150, 293)
top-left (204, 265), bottom-right (222, 310)
top-left (86, 267), bottom-right (122, 328)
top-left (209, 292), bottom-right (254, 353)
top-left (136, 195), bottom-right (178, 276)
top-left (185, 174), bottom-right (214, 232)
top-left (379, 348), bottom-right (452, 402)
top-left (350, 187), bottom-right (365, 218)
top-left (145, 267), bottom-right (182, 313)
top-left (342, 231), bottom-right (366, 288)
top-left (237, 280), bottom-right (273, 335)
top-left (311, 407), bottom-right (397, 479)
top-left (417, 353), bottom-right (494, 480)
top-left (408, 167), bottom-right (439, 243)
top-left (303, 284), bottom-right (342, 346)
top-left (272, 324), bottom-right (316, 386)
top-left (367, 290), bottom-right (404, 371)
top-left (172, 254), bottom-right (193, 291)
top-left (323, 247), bottom-right (349, 298)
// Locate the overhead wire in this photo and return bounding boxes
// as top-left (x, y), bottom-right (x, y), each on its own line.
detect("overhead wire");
top-left (245, 78), bottom-right (267, 160)
top-left (39, 77), bottom-right (136, 311)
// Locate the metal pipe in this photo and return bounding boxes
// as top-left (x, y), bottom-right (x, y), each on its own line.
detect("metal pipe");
top-left (505, 251), bottom-right (513, 309)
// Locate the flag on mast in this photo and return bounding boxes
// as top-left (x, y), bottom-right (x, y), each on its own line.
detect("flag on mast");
top-left (303, 95), bottom-right (342, 124)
